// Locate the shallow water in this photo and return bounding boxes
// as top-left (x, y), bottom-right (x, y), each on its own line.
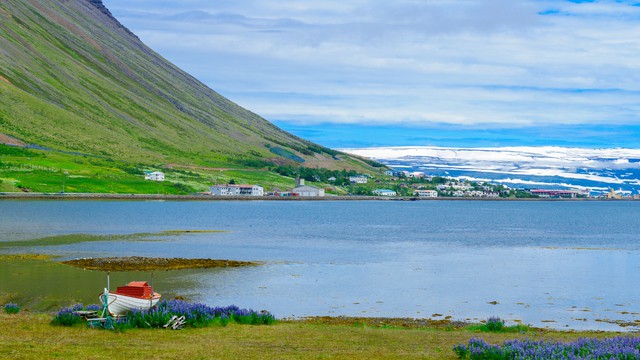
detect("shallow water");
top-left (1, 199), bottom-right (639, 331)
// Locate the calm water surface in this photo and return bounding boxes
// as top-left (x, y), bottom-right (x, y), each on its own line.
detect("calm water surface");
top-left (1, 200), bottom-right (639, 331)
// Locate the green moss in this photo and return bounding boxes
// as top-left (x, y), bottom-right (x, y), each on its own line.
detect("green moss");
top-left (0, 230), bottom-right (225, 249)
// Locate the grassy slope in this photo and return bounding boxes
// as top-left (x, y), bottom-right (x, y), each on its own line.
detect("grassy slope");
top-left (0, 145), bottom-right (301, 193)
top-left (0, 313), bottom-right (622, 360)
top-left (0, 0), bottom-right (377, 188)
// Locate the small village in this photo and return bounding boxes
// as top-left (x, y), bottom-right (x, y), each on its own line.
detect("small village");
top-left (143, 170), bottom-right (640, 200)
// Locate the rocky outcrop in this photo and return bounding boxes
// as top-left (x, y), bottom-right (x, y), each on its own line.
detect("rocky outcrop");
top-left (87, 0), bottom-right (113, 18)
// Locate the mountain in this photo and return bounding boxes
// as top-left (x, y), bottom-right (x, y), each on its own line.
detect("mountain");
top-left (0, 0), bottom-right (373, 172)
top-left (343, 146), bottom-right (640, 196)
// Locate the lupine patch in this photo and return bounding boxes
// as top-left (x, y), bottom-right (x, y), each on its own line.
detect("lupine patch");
top-left (51, 303), bottom-right (88, 326)
top-left (118, 300), bottom-right (276, 329)
top-left (51, 300), bottom-right (276, 330)
top-left (3, 303), bottom-right (20, 314)
top-left (454, 336), bottom-right (640, 359)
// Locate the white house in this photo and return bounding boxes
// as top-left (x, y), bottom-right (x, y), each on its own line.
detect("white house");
top-left (384, 170), bottom-right (405, 177)
top-left (210, 184), bottom-right (264, 196)
top-left (293, 178), bottom-right (325, 197)
top-left (414, 189), bottom-right (438, 197)
top-left (144, 171), bottom-right (165, 181)
top-left (349, 175), bottom-right (368, 184)
top-left (373, 189), bottom-right (397, 197)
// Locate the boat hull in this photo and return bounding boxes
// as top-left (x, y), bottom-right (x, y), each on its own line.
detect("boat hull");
top-left (102, 291), bottom-right (161, 316)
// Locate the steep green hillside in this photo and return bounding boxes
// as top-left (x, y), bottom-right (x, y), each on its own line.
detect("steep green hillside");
top-left (0, 0), bottom-right (376, 177)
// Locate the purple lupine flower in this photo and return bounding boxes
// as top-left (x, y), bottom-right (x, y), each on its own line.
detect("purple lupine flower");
top-left (454, 336), bottom-right (640, 359)
top-left (4, 303), bottom-right (20, 314)
top-left (86, 304), bottom-right (101, 312)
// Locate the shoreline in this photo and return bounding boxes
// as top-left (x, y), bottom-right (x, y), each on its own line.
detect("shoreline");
top-left (2, 254), bottom-right (636, 333)
top-left (0, 309), bottom-right (625, 333)
top-left (0, 313), bottom-right (625, 360)
top-left (0, 192), bottom-right (631, 201)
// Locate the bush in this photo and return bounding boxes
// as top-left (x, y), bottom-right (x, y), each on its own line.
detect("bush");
top-left (467, 316), bottom-right (529, 333)
top-left (485, 316), bottom-right (504, 332)
top-left (4, 303), bottom-right (20, 314)
top-left (172, 182), bottom-right (192, 194)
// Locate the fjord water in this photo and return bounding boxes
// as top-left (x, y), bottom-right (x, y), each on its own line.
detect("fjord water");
top-left (1, 200), bottom-right (639, 331)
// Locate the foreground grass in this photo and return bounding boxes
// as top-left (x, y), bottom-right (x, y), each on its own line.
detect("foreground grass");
top-left (0, 313), bottom-right (623, 360)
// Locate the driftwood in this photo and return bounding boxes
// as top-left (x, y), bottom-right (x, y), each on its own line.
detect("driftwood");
top-left (164, 315), bottom-right (186, 330)
top-left (75, 310), bottom-right (98, 319)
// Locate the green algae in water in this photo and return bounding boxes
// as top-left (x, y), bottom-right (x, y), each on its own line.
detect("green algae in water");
top-left (0, 255), bottom-right (209, 312)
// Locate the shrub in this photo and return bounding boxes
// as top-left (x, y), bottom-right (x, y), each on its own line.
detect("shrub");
top-left (4, 303), bottom-right (20, 314)
top-left (468, 316), bottom-right (529, 333)
top-left (485, 316), bottom-right (504, 332)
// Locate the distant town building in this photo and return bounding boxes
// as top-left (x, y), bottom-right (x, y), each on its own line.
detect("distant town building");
top-left (605, 188), bottom-right (623, 199)
top-left (530, 189), bottom-right (587, 198)
top-left (293, 177), bottom-right (325, 197)
top-left (414, 189), bottom-right (438, 198)
top-left (373, 189), bottom-right (397, 197)
top-left (210, 184), bottom-right (264, 196)
top-left (144, 171), bottom-right (165, 181)
top-left (349, 175), bottom-right (368, 184)
top-left (384, 169), bottom-right (405, 177)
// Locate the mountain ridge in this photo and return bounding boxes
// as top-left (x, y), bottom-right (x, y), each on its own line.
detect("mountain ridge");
top-left (0, 0), bottom-right (374, 173)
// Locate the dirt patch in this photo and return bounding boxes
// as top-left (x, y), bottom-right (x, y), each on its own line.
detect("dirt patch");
top-left (0, 133), bottom-right (26, 146)
top-left (0, 75), bottom-right (10, 85)
top-left (61, 256), bottom-right (260, 271)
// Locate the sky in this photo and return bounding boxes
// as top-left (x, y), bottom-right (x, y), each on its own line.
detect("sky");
top-left (102, 0), bottom-right (640, 148)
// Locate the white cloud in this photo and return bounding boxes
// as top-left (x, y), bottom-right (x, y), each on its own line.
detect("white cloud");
top-left (102, 0), bottom-right (640, 128)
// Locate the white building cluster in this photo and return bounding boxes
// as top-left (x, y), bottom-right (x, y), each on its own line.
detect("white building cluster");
top-left (293, 178), bottom-right (325, 197)
top-left (210, 184), bottom-right (264, 196)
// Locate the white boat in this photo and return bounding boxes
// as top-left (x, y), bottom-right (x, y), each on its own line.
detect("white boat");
top-left (100, 281), bottom-right (161, 316)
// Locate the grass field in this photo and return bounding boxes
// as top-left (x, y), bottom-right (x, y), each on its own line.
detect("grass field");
top-left (0, 145), bottom-right (302, 194)
top-left (0, 312), bottom-right (625, 360)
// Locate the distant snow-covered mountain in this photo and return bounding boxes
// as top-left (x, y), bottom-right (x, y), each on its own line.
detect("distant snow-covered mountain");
top-left (342, 146), bottom-right (640, 196)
